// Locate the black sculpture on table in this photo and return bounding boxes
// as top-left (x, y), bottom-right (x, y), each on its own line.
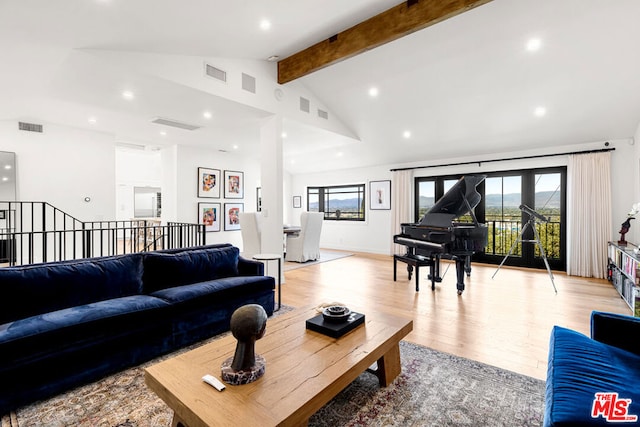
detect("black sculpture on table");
top-left (221, 304), bottom-right (267, 385)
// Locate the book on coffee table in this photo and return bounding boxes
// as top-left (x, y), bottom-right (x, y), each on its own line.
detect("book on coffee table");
top-left (305, 312), bottom-right (365, 338)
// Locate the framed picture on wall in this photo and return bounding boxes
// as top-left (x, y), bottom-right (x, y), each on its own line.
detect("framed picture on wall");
top-left (198, 202), bottom-right (221, 232)
top-left (293, 196), bottom-right (302, 208)
top-left (370, 180), bottom-right (391, 210)
top-left (224, 203), bottom-right (244, 231)
top-left (224, 170), bottom-right (244, 199)
top-left (197, 167), bottom-right (221, 198)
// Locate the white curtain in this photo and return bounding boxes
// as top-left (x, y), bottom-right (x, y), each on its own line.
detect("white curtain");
top-left (567, 152), bottom-right (612, 278)
top-left (390, 169), bottom-right (414, 255)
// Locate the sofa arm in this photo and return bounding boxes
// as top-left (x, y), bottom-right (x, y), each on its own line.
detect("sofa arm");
top-left (591, 311), bottom-right (640, 355)
top-left (238, 256), bottom-right (264, 276)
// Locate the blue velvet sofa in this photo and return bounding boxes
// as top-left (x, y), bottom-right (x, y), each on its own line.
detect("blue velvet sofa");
top-left (544, 311), bottom-right (640, 426)
top-left (0, 244), bottom-right (275, 413)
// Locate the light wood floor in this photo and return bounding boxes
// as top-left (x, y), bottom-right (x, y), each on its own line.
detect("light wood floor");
top-left (281, 251), bottom-right (630, 381)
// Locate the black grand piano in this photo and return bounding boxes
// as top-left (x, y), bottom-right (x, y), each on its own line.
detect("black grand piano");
top-left (393, 175), bottom-right (488, 295)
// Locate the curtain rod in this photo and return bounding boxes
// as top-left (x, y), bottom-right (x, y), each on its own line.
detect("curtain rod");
top-left (389, 147), bottom-right (616, 172)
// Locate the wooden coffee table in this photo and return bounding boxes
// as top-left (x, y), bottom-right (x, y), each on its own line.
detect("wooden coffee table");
top-left (145, 306), bottom-right (413, 427)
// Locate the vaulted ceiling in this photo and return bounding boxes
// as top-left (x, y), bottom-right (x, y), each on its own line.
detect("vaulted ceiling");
top-left (1, 0), bottom-right (639, 174)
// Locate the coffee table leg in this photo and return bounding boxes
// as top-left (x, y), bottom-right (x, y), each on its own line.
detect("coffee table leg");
top-left (172, 413), bottom-right (186, 427)
top-left (375, 343), bottom-right (402, 387)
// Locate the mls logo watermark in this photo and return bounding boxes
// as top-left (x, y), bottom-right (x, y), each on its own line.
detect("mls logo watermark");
top-left (592, 392), bottom-right (638, 422)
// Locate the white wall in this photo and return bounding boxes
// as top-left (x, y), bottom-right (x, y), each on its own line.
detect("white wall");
top-left (291, 164), bottom-right (392, 254)
top-left (291, 138), bottom-right (637, 257)
top-left (0, 120), bottom-right (115, 221)
top-left (162, 144), bottom-right (261, 249)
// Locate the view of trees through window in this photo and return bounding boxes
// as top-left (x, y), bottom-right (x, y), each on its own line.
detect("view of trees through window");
top-left (415, 168), bottom-right (565, 270)
top-left (307, 184), bottom-right (365, 221)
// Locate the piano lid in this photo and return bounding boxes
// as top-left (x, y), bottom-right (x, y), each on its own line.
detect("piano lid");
top-left (419, 175), bottom-right (486, 227)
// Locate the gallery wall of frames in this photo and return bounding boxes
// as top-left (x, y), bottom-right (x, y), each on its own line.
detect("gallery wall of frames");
top-left (197, 167), bottom-right (245, 232)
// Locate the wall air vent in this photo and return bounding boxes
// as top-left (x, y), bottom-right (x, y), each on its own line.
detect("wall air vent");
top-left (18, 122), bottom-right (43, 133)
top-left (299, 97), bottom-right (310, 113)
top-left (205, 63), bottom-right (227, 82)
top-left (151, 117), bottom-right (200, 131)
top-left (116, 142), bottom-right (146, 151)
top-left (318, 109), bottom-right (329, 120)
top-left (242, 73), bottom-right (256, 94)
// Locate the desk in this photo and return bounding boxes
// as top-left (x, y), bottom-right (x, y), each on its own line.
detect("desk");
top-left (253, 253), bottom-right (281, 311)
top-left (283, 226), bottom-right (301, 235)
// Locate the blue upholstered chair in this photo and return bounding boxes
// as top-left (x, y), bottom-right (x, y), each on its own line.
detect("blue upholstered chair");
top-left (544, 311), bottom-right (640, 426)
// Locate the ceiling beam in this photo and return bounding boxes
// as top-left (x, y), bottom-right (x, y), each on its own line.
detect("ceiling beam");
top-left (277, 0), bottom-right (493, 84)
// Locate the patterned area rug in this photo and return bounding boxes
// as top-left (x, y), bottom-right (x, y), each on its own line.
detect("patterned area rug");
top-left (3, 339), bottom-right (545, 427)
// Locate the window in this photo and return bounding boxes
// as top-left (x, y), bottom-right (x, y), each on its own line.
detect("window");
top-left (307, 184), bottom-right (365, 221)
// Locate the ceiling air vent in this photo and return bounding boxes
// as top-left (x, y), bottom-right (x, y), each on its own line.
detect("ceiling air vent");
top-left (242, 73), bottom-right (256, 94)
top-left (18, 121), bottom-right (43, 133)
top-left (299, 97), bottom-right (310, 113)
top-left (205, 63), bottom-right (227, 82)
top-left (318, 109), bottom-right (329, 120)
top-left (151, 117), bottom-right (200, 131)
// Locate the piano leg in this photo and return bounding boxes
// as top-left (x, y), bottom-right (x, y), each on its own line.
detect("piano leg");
top-left (455, 257), bottom-right (466, 295)
top-left (428, 254), bottom-right (443, 284)
top-left (464, 255), bottom-right (472, 277)
top-left (429, 258), bottom-right (436, 291)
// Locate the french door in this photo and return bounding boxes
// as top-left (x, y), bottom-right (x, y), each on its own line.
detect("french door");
top-left (414, 167), bottom-right (566, 271)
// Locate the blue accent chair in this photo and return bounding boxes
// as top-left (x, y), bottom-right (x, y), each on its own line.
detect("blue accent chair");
top-left (544, 311), bottom-right (640, 426)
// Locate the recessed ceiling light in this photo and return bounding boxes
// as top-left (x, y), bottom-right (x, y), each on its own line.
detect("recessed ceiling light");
top-left (260, 19), bottom-right (271, 31)
top-left (369, 87), bottom-right (379, 97)
top-left (403, 130), bottom-right (411, 139)
top-left (281, 132), bottom-right (287, 138)
top-left (4, 165), bottom-right (11, 170)
top-left (122, 90), bottom-right (134, 100)
top-left (233, 144), bottom-right (239, 150)
top-left (526, 38), bottom-right (542, 52)
top-left (534, 106), bottom-right (547, 117)
top-left (337, 151), bottom-right (343, 157)
top-left (159, 130), bottom-right (167, 136)
top-left (203, 111), bottom-right (212, 119)
top-left (290, 159), bottom-right (296, 164)
top-left (2, 177), bottom-right (8, 182)
top-left (88, 117), bottom-right (97, 124)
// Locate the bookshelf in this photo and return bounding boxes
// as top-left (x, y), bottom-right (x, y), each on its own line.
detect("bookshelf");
top-left (607, 241), bottom-right (640, 316)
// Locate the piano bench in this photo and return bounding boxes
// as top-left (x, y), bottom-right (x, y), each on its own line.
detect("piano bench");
top-left (393, 254), bottom-right (433, 291)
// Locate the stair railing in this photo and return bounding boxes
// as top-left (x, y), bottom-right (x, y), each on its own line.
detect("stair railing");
top-left (0, 201), bottom-right (206, 266)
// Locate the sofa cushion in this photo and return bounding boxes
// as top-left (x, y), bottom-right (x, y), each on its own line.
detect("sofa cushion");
top-left (544, 326), bottom-right (640, 426)
top-left (0, 295), bottom-right (171, 368)
top-left (149, 275), bottom-right (274, 305)
top-left (150, 275), bottom-right (275, 348)
top-left (142, 246), bottom-right (240, 293)
top-left (0, 254), bottom-right (144, 324)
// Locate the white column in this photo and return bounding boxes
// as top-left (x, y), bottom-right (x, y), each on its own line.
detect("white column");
top-left (259, 115), bottom-right (284, 257)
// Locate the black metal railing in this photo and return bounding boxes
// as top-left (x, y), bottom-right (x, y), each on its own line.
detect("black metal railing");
top-left (0, 201), bottom-right (205, 266)
top-left (485, 219), bottom-right (561, 259)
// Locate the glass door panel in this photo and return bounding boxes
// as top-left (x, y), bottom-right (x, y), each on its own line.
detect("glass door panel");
top-left (485, 176), bottom-right (522, 257)
top-left (534, 173), bottom-right (562, 260)
top-left (417, 180), bottom-right (435, 219)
